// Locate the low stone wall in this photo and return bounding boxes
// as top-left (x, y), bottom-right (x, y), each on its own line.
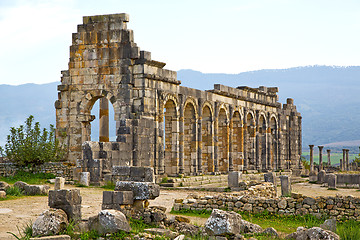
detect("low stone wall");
top-left (0, 162), bottom-right (74, 180)
top-left (173, 193), bottom-right (360, 220)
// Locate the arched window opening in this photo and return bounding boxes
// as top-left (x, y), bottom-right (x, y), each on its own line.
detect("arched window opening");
top-left (202, 106), bottom-right (213, 173)
top-left (232, 111), bottom-right (243, 171)
top-left (90, 97), bottom-right (116, 142)
top-left (218, 108), bottom-right (229, 173)
top-left (184, 103), bottom-right (197, 174)
top-left (163, 99), bottom-right (178, 175)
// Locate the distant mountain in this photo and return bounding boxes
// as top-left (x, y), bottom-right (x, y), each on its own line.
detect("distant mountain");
top-left (1, 65), bottom-right (360, 148)
top-left (0, 82), bottom-right (59, 146)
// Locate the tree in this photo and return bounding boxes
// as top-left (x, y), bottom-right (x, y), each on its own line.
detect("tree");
top-left (0, 115), bottom-right (65, 166)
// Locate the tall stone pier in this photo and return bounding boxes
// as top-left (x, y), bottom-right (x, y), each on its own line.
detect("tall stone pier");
top-left (327, 149), bottom-right (331, 167)
top-left (55, 13), bottom-right (302, 177)
top-left (318, 146), bottom-right (324, 171)
top-left (309, 145), bottom-right (314, 172)
top-left (342, 149), bottom-right (346, 171)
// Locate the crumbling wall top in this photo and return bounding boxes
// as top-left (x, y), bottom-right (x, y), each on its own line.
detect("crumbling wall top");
top-left (83, 13), bottom-right (129, 24)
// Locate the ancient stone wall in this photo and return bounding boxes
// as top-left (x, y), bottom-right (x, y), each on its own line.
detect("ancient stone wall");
top-left (55, 13), bottom-right (302, 177)
top-left (173, 194), bottom-right (360, 221)
top-left (0, 162), bottom-right (73, 180)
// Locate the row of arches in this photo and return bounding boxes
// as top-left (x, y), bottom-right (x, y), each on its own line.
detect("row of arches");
top-left (160, 96), bottom-right (280, 176)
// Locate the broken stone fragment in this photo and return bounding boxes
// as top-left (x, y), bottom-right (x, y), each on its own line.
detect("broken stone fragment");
top-left (115, 181), bottom-right (160, 200)
top-left (204, 209), bottom-right (243, 236)
top-left (0, 181), bottom-right (10, 191)
top-left (88, 209), bottom-right (131, 235)
top-left (32, 208), bottom-right (68, 237)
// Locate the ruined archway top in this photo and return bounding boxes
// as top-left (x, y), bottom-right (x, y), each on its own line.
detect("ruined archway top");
top-left (83, 13), bottom-right (129, 24)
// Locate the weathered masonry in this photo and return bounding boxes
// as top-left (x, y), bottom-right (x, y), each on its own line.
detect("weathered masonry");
top-left (55, 13), bottom-right (302, 177)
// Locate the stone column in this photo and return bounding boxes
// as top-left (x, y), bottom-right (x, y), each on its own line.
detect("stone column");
top-left (309, 145), bottom-right (314, 172)
top-left (214, 102), bottom-right (219, 172)
top-left (318, 146), bottom-right (324, 171)
top-left (342, 149), bottom-right (346, 171)
top-left (327, 149), bottom-right (331, 167)
top-left (99, 97), bottom-right (109, 142)
top-left (179, 116), bottom-right (184, 174)
top-left (197, 117), bottom-right (202, 173)
top-left (328, 174), bottom-right (336, 190)
top-left (340, 159), bottom-right (343, 171)
top-left (228, 106), bottom-right (234, 172)
top-left (279, 175), bottom-right (291, 196)
top-left (346, 149), bottom-right (350, 171)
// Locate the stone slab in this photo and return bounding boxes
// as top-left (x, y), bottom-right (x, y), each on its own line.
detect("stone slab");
top-left (115, 181), bottom-right (160, 200)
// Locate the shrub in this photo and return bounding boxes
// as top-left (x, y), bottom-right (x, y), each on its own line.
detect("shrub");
top-left (0, 115), bottom-right (65, 167)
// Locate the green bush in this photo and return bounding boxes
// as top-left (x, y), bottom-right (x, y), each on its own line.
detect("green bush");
top-left (0, 115), bottom-right (65, 167)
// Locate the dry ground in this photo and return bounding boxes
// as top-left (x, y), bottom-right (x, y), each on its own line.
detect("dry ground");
top-left (1, 182), bottom-right (360, 240)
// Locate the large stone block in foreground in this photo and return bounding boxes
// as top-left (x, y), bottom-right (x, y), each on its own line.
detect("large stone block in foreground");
top-left (48, 189), bottom-right (82, 221)
top-left (115, 181), bottom-right (160, 200)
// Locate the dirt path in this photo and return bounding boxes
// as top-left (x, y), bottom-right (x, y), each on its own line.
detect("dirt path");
top-left (1, 182), bottom-right (359, 239)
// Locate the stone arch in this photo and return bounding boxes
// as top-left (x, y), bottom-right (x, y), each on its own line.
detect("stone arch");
top-left (183, 99), bottom-right (197, 174)
top-left (269, 115), bottom-right (279, 170)
top-left (183, 97), bottom-right (198, 118)
top-left (201, 103), bottom-right (214, 173)
top-left (231, 110), bottom-right (244, 171)
top-left (218, 107), bottom-right (229, 172)
top-left (78, 90), bottom-right (119, 143)
top-left (257, 114), bottom-right (267, 170)
top-left (161, 93), bottom-right (179, 116)
top-left (163, 98), bottom-right (179, 176)
top-left (245, 111), bottom-right (256, 170)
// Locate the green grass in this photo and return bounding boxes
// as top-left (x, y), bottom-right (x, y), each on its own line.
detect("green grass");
top-left (100, 181), bottom-right (116, 190)
top-left (336, 220), bottom-right (360, 240)
top-left (0, 171), bottom-right (55, 185)
top-left (171, 209), bottom-right (324, 235)
top-left (241, 211), bottom-right (323, 234)
top-left (0, 186), bottom-right (25, 201)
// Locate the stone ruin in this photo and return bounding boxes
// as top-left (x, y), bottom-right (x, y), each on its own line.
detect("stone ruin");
top-left (55, 13), bottom-right (302, 182)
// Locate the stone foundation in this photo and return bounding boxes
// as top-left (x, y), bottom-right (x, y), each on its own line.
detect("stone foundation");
top-left (173, 193), bottom-right (360, 220)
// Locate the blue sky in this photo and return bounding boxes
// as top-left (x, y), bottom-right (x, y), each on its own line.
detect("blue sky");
top-left (1, 0), bottom-right (360, 85)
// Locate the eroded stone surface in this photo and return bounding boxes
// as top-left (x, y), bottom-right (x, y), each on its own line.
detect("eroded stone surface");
top-left (204, 209), bottom-right (243, 236)
top-left (88, 209), bottom-right (131, 235)
top-left (32, 209), bottom-right (68, 237)
top-left (115, 181), bottom-right (160, 200)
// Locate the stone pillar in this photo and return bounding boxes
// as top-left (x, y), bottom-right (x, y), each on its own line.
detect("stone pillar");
top-left (228, 171), bottom-right (242, 188)
top-left (80, 172), bottom-right (90, 186)
top-left (309, 171), bottom-right (318, 183)
top-left (309, 145), bottom-right (314, 172)
top-left (99, 97), bottom-right (109, 142)
top-left (179, 116), bottom-right (184, 174)
top-left (279, 175), bottom-right (291, 196)
top-left (346, 149), bottom-right (350, 171)
top-left (54, 177), bottom-right (65, 190)
top-left (228, 118), bottom-right (234, 172)
top-left (340, 159), bottom-right (343, 171)
top-left (327, 149), bottom-right (331, 167)
top-left (197, 117), bottom-right (202, 173)
top-left (318, 146), bottom-right (324, 171)
top-left (328, 174), bottom-right (336, 190)
top-left (214, 102), bottom-right (219, 173)
top-left (342, 149), bottom-right (346, 171)
top-left (317, 170), bottom-right (326, 184)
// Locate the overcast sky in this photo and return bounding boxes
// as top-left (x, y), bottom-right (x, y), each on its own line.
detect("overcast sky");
top-left (1, 0), bottom-right (360, 85)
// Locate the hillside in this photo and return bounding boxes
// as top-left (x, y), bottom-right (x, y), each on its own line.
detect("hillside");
top-left (0, 65), bottom-right (359, 148)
